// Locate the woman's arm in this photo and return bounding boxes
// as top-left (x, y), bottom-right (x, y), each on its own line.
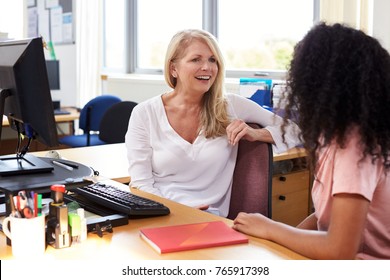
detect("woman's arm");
top-left (227, 93), bottom-right (301, 153)
top-left (125, 106), bottom-right (163, 196)
top-left (226, 119), bottom-right (274, 145)
top-left (233, 193), bottom-right (369, 259)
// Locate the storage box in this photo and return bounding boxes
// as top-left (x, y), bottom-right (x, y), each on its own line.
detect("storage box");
top-left (239, 78), bottom-right (272, 108)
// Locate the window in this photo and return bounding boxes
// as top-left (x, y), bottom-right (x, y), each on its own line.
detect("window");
top-left (138, 0), bottom-right (202, 72)
top-left (219, 0), bottom-right (315, 77)
top-left (103, 0), bottom-right (126, 72)
top-left (103, 0), bottom-right (319, 78)
top-left (0, 0), bottom-right (24, 40)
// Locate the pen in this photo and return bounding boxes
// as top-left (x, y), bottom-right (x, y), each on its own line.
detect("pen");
top-left (16, 195), bottom-right (21, 212)
top-left (34, 192), bottom-right (38, 217)
top-left (28, 191), bottom-right (35, 210)
top-left (53, 160), bottom-right (79, 169)
top-left (52, 160), bottom-right (73, 171)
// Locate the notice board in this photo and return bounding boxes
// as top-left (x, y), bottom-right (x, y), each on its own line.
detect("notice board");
top-left (27, 0), bottom-right (74, 44)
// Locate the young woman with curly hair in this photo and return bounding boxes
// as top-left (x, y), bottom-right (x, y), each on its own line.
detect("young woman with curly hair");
top-left (233, 22), bottom-right (390, 259)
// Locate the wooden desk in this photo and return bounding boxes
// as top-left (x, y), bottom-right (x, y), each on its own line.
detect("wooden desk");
top-left (32, 144), bottom-right (307, 185)
top-left (0, 179), bottom-right (307, 260)
top-left (33, 144), bottom-right (312, 225)
top-left (273, 147), bottom-right (307, 162)
top-left (2, 107), bottom-right (79, 127)
top-left (32, 143), bottom-right (129, 183)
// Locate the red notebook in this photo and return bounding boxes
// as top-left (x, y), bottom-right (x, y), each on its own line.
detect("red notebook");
top-left (139, 221), bottom-right (249, 254)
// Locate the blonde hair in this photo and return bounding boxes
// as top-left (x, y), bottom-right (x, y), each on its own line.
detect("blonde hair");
top-left (164, 29), bottom-right (230, 138)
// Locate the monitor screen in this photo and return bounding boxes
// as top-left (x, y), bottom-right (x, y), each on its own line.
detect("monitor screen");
top-left (0, 37), bottom-right (59, 175)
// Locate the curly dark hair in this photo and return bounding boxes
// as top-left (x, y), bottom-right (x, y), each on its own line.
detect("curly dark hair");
top-left (283, 22), bottom-right (390, 171)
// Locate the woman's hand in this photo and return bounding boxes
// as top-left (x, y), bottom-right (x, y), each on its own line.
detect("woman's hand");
top-left (226, 119), bottom-right (253, 145)
top-left (233, 212), bottom-right (273, 239)
top-left (226, 119), bottom-right (274, 145)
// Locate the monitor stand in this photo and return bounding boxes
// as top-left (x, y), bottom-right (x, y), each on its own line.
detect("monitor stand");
top-left (0, 154), bottom-right (54, 176)
top-left (1, 90), bottom-right (53, 176)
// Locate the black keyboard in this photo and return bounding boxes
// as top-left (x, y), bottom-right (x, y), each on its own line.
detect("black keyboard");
top-left (64, 192), bottom-right (120, 217)
top-left (73, 182), bottom-right (170, 217)
top-left (54, 109), bottom-right (71, 115)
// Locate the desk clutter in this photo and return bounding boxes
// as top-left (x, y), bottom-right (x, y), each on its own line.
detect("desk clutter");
top-left (3, 182), bottom-right (171, 256)
top-left (8, 190), bottom-right (42, 218)
top-left (1, 180), bottom-right (309, 260)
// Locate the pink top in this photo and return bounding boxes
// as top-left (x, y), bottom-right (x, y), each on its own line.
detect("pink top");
top-left (312, 127), bottom-right (390, 259)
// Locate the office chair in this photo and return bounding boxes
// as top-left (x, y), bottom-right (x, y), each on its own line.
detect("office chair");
top-left (227, 123), bottom-right (273, 220)
top-left (98, 101), bottom-right (138, 144)
top-left (59, 95), bottom-right (122, 147)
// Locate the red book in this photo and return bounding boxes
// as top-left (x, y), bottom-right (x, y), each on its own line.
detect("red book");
top-left (139, 221), bottom-right (249, 254)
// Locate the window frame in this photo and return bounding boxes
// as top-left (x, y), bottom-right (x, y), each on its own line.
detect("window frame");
top-left (106, 0), bottom-right (320, 79)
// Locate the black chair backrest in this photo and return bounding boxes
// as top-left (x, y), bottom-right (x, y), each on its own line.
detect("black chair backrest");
top-left (99, 101), bottom-right (138, 144)
top-left (227, 123), bottom-right (273, 220)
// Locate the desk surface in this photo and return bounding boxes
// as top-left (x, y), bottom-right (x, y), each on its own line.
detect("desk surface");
top-left (0, 179), bottom-right (307, 260)
top-left (33, 143), bottom-right (130, 183)
top-left (32, 143), bottom-right (307, 184)
top-left (2, 107), bottom-right (79, 127)
top-left (273, 147), bottom-right (307, 162)
top-left (8, 145), bottom-right (309, 259)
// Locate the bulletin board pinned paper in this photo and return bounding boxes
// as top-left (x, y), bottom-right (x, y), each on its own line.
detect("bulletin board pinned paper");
top-left (27, 0), bottom-right (74, 44)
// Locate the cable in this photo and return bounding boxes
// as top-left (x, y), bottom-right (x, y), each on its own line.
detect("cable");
top-left (15, 123), bottom-right (21, 155)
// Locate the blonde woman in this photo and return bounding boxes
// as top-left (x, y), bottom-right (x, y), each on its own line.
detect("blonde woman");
top-left (125, 29), bottom-right (300, 217)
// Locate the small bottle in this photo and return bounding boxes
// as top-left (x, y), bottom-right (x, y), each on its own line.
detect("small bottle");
top-left (47, 41), bottom-right (57, 60)
top-left (77, 208), bottom-right (88, 242)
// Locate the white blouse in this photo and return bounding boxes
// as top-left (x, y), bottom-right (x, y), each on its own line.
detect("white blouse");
top-left (125, 93), bottom-right (301, 217)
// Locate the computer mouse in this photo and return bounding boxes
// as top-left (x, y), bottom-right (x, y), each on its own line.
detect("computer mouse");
top-left (45, 150), bottom-right (62, 159)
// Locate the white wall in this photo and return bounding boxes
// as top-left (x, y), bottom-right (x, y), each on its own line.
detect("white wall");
top-left (105, 74), bottom-right (241, 103)
top-left (372, 0), bottom-right (390, 51)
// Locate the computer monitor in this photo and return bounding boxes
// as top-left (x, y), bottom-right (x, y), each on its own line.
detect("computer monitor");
top-left (0, 37), bottom-right (59, 176)
top-left (46, 60), bottom-right (60, 90)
